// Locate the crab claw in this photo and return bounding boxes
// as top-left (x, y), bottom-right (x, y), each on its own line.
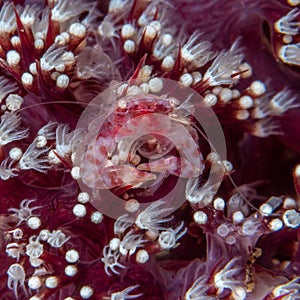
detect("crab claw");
top-left (109, 165), bottom-right (156, 187)
top-left (82, 164), bottom-right (156, 189)
top-left (137, 156), bottom-right (203, 178)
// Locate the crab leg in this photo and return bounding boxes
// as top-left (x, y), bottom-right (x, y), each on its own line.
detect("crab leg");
top-left (138, 155), bottom-right (203, 178)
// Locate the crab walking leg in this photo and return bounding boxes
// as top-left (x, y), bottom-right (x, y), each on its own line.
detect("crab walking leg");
top-left (80, 137), bottom-right (113, 188)
top-left (137, 122), bottom-right (204, 177)
top-left (81, 143), bottom-right (156, 189)
top-left (99, 165), bottom-right (157, 188)
top-left (138, 156), bottom-right (203, 178)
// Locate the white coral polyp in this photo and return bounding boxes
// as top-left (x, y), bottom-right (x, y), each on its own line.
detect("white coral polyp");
top-left (101, 245), bottom-right (125, 275)
top-left (272, 277), bottom-right (300, 298)
top-left (181, 31), bottom-right (215, 69)
top-left (8, 199), bottom-right (41, 226)
top-left (274, 8), bottom-right (300, 35)
top-left (135, 200), bottom-right (173, 231)
top-left (184, 275), bottom-right (210, 300)
top-left (47, 230), bottom-right (70, 248)
top-left (241, 217), bottom-right (263, 236)
top-left (40, 45), bottom-right (70, 72)
top-left (110, 285), bottom-right (143, 300)
top-left (203, 40), bottom-right (244, 86)
top-left (38, 121), bottom-right (59, 139)
top-left (158, 222), bottom-right (187, 250)
top-left (0, 157), bottom-right (19, 180)
top-left (26, 236), bottom-right (43, 258)
top-left (270, 89), bottom-right (298, 115)
top-left (6, 243), bottom-right (26, 261)
top-left (186, 177), bottom-right (217, 207)
top-left (278, 43), bottom-right (300, 66)
top-left (0, 112), bottom-right (28, 146)
top-left (214, 257), bottom-right (246, 300)
top-left (7, 263), bottom-right (27, 298)
top-left (51, 0), bottom-right (92, 23)
top-left (55, 124), bottom-right (82, 159)
top-left (19, 141), bottom-right (51, 172)
top-left (283, 209), bottom-right (300, 228)
top-left (114, 214), bottom-right (134, 236)
top-left (119, 230), bottom-right (145, 256)
top-left (0, 2), bottom-right (17, 34)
